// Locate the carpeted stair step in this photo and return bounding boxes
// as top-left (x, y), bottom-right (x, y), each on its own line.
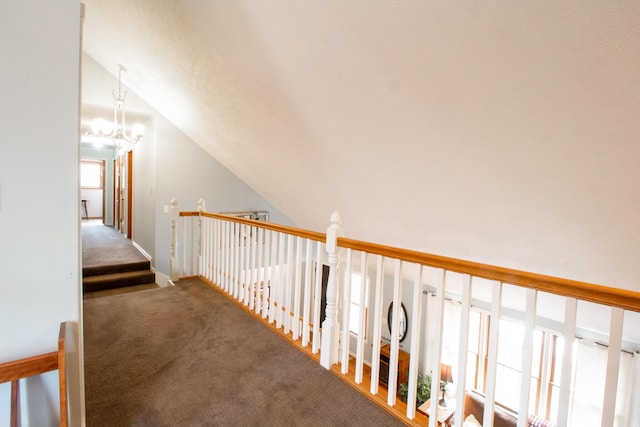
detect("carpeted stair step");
top-left (83, 260), bottom-right (151, 277)
top-left (83, 270), bottom-right (156, 293)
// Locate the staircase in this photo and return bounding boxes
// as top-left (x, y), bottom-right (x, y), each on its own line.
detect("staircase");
top-left (82, 223), bottom-right (156, 293)
top-left (83, 260), bottom-right (155, 293)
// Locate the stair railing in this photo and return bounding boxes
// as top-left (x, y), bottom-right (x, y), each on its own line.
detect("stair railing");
top-left (0, 322), bottom-right (71, 427)
top-left (172, 199), bottom-right (640, 427)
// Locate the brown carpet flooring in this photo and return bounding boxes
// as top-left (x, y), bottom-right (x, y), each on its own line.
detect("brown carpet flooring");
top-left (84, 278), bottom-right (405, 426)
top-left (82, 222), bottom-right (149, 269)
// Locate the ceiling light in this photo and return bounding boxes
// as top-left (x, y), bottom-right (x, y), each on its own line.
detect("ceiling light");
top-left (85, 64), bottom-right (144, 152)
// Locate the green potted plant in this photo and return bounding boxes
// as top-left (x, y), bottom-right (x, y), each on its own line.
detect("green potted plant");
top-left (399, 373), bottom-right (431, 406)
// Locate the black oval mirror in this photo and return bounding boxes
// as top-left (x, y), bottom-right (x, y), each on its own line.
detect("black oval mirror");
top-left (387, 302), bottom-right (408, 342)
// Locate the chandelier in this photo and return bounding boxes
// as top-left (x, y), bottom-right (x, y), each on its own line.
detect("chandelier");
top-left (86, 64), bottom-right (144, 152)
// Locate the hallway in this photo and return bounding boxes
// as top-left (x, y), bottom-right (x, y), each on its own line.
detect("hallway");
top-left (82, 221), bottom-right (157, 298)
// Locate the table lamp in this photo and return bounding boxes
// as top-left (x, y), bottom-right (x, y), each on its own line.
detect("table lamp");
top-left (439, 364), bottom-right (453, 407)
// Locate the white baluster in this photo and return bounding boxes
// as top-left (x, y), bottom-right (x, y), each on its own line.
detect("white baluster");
top-left (284, 234), bottom-right (294, 334)
top-left (197, 199), bottom-right (206, 275)
top-left (189, 213), bottom-right (194, 276)
top-left (320, 211), bottom-right (343, 369)
top-left (601, 308), bottom-right (624, 427)
top-left (224, 221), bottom-right (230, 292)
top-left (244, 224), bottom-right (248, 304)
top-left (251, 226), bottom-right (259, 313)
top-left (302, 238), bottom-right (313, 347)
top-left (234, 223), bottom-right (240, 300)
top-left (269, 231), bottom-right (278, 324)
top-left (427, 269), bottom-right (446, 427)
top-left (517, 288), bottom-right (538, 427)
top-left (483, 281), bottom-right (503, 427)
top-left (276, 233), bottom-right (285, 328)
top-left (557, 298), bottom-right (577, 426)
top-left (182, 211), bottom-right (187, 277)
top-left (312, 242), bottom-right (323, 354)
top-left (244, 225), bottom-right (253, 309)
top-left (217, 220), bottom-right (223, 287)
top-left (405, 263), bottom-right (424, 419)
top-left (262, 229), bottom-right (271, 319)
top-left (455, 275), bottom-right (472, 423)
top-left (369, 255), bottom-right (384, 395)
top-left (293, 236), bottom-right (303, 340)
top-left (205, 217), bottom-right (211, 281)
top-left (388, 258), bottom-right (403, 407)
top-left (169, 198), bottom-right (179, 281)
top-left (355, 251), bottom-right (367, 383)
top-left (340, 248), bottom-right (353, 374)
top-left (254, 227), bottom-right (265, 317)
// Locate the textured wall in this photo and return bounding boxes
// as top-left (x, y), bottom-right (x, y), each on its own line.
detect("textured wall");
top-left (82, 1), bottom-right (640, 292)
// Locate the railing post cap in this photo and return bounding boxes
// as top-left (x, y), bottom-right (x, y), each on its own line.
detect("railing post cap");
top-left (198, 198), bottom-right (206, 212)
top-left (326, 211), bottom-right (343, 252)
top-left (330, 211), bottom-right (341, 225)
top-left (170, 198), bottom-right (178, 206)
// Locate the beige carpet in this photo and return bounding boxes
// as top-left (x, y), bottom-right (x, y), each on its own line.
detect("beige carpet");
top-left (84, 278), bottom-right (405, 426)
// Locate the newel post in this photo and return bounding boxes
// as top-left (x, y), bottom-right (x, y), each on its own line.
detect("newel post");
top-left (197, 198), bottom-right (206, 275)
top-left (169, 198), bottom-right (180, 281)
top-left (320, 211), bottom-right (344, 369)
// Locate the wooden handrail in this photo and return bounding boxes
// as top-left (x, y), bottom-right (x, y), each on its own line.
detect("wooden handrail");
top-left (0, 352), bottom-right (58, 383)
top-left (0, 322), bottom-right (69, 427)
top-left (181, 210), bottom-right (640, 311)
top-left (338, 237), bottom-right (640, 312)
top-left (181, 211), bottom-right (327, 242)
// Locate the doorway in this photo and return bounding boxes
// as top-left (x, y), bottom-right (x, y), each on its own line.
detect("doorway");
top-left (114, 150), bottom-right (133, 239)
top-left (80, 160), bottom-right (105, 222)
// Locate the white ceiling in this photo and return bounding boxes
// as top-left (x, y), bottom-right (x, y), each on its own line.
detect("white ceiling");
top-left (81, 1), bottom-right (640, 291)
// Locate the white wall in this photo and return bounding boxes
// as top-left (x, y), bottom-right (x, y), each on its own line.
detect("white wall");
top-left (81, 2), bottom-right (640, 294)
top-left (0, 1), bottom-right (83, 426)
top-left (81, 52), bottom-right (292, 283)
top-left (153, 114), bottom-right (293, 280)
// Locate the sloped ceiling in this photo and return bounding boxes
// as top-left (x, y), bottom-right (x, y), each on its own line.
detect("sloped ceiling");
top-left (82, 1), bottom-right (640, 289)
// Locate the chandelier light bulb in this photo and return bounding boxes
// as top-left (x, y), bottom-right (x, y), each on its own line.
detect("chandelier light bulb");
top-left (131, 123), bottom-right (145, 138)
top-left (85, 64), bottom-right (144, 152)
top-left (90, 118), bottom-right (104, 135)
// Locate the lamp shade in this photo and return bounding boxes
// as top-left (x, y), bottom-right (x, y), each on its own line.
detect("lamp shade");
top-left (440, 364), bottom-right (453, 383)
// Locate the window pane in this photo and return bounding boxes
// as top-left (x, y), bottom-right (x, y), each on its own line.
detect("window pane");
top-left (349, 303), bottom-right (361, 335)
top-left (495, 364), bottom-right (521, 411)
top-left (466, 353), bottom-right (478, 390)
top-left (531, 330), bottom-right (544, 377)
top-left (350, 274), bottom-right (362, 303)
top-left (348, 273), bottom-right (367, 336)
top-left (81, 162), bottom-right (101, 188)
top-left (529, 379), bottom-right (540, 415)
top-left (468, 310), bottom-right (481, 352)
top-left (497, 319), bottom-right (524, 369)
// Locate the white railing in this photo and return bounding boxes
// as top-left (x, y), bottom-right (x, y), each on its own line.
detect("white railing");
top-left (170, 199), bottom-right (640, 427)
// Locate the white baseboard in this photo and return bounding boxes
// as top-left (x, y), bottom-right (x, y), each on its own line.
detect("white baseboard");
top-left (132, 240), bottom-right (152, 261)
top-left (155, 271), bottom-right (174, 288)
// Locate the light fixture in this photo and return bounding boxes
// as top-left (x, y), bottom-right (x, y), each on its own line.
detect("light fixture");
top-left (85, 64), bottom-right (144, 152)
top-left (439, 364), bottom-right (453, 407)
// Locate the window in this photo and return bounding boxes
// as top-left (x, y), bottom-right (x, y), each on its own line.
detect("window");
top-left (466, 313), bottom-right (549, 416)
top-left (495, 320), bottom-right (544, 411)
top-left (349, 273), bottom-right (368, 337)
top-left (81, 161), bottom-right (103, 189)
top-left (466, 310), bottom-right (482, 391)
top-left (546, 334), bottom-right (563, 421)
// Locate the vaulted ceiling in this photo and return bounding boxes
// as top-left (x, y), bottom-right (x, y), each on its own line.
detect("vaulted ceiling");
top-left (82, 1), bottom-right (640, 290)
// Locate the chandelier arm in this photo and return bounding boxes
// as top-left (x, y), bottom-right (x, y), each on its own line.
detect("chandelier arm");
top-left (86, 63), bottom-right (142, 150)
